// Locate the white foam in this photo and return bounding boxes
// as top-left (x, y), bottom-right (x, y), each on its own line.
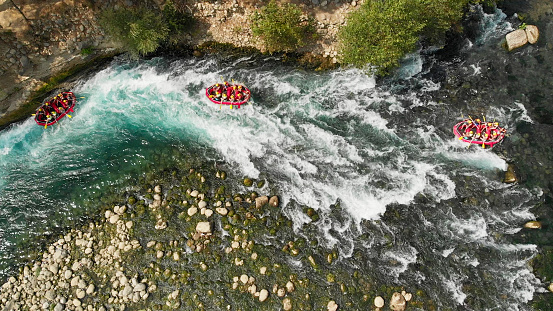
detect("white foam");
top-left (442, 148), bottom-right (508, 171)
top-left (396, 51), bottom-right (423, 79)
top-left (442, 275), bottom-right (467, 305)
top-left (448, 216), bottom-right (488, 242)
top-left (470, 64), bottom-right (482, 76)
top-left (512, 102), bottom-right (533, 124)
top-left (474, 6), bottom-right (511, 45)
top-left (442, 248), bottom-right (455, 257)
top-left (381, 245), bottom-right (418, 279)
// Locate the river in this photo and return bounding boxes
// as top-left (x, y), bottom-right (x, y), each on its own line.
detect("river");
top-left (1, 6), bottom-right (551, 311)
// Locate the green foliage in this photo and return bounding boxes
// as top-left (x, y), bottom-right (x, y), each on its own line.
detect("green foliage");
top-left (338, 0), bottom-right (475, 75)
top-left (251, 0), bottom-right (316, 53)
top-left (519, 22), bottom-right (527, 30)
top-left (100, 8), bottom-right (168, 57)
top-left (99, 2), bottom-right (191, 57)
top-left (80, 47), bottom-right (94, 56)
top-left (162, 0), bottom-right (193, 42)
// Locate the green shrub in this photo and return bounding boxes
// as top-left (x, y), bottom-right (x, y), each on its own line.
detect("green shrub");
top-left (338, 0), bottom-right (477, 75)
top-left (80, 47), bottom-right (94, 56)
top-left (100, 8), bottom-right (169, 57)
top-left (99, 1), bottom-right (191, 57)
top-left (162, 0), bottom-right (194, 44)
top-left (251, 0), bottom-right (316, 53)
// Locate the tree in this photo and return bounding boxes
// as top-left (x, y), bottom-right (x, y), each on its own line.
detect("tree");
top-left (99, 1), bottom-right (191, 57)
top-left (251, 0), bottom-right (316, 53)
top-left (100, 8), bottom-right (169, 57)
top-left (338, 0), bottom-right (473, 75)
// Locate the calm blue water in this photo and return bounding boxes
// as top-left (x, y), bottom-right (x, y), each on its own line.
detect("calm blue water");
top-left (0, 8), bottom-right (545, 310)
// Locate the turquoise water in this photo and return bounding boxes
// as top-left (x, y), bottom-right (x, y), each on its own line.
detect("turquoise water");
top-left (0, 9), bottom-right (546, 310)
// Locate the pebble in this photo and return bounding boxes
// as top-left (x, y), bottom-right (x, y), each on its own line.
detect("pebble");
top-left (188, 207), bottom-right (198, 216)
top-left (134, 283), bottom-right (146, 292)
top-left (328, 300), bottom-right (338, 311)
top-left (109, 214), bottom-right (120, 224)
top-left (73, 299), bottom-right (81, 307)
top-left (374, 296), bottom-right (385, 307)
top-left (240, 274), bottom-right (249, 284)
top-left (71, 276), bottom-right (80, 287)
top-left (259, 289), bottom-right (269, 302)
top-left (283, 297), bottom-right (292, 311)
top-left (286, 281), bottom-right (295, 293)
top-left (76, 289), bottom-right (86, 299)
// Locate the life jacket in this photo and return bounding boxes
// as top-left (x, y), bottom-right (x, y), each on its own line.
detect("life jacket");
top-left (51, 100), bottom-right (61, 114)
top-left (59, 99), bottom-right (68, 109)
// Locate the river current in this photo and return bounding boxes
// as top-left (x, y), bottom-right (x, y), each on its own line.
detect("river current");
top-left (0, 7), bottom-right (547, 311)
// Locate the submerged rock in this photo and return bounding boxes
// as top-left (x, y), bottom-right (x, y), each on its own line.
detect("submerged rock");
top-left (255, 196), bottom-right (269, 208)
top-left (196, 222), bottom-right (212, 234)
top-left (269, 195), bottom-right (279, 207)
top-left (503, 164), bottom-right (518, 183)
top-left (327, 300), bottom-right (338, 311)
top-left (390, 292), bottom-right (406, 311)
top-left (374, 296), bottom-right (385, 308)
top-left (283, 297), bottom-right (292, 311)
top-left (259, 289), bottom-right (269, 302)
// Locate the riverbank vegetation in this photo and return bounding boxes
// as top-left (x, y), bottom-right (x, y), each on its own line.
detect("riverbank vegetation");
top-left (99, 1), bottom-right (191, 57)
top-left (338, 0), bottom-right (488, 75)
top-left (251, 0), bottom-right (316, 53)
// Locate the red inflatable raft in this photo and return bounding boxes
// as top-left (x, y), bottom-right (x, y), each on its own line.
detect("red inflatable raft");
top-left (34, 92), bottom-right (76, 128)
top-left (206, 82), bottom-right (251, 109)
top-left (453, 119), bottom-right (506, 148)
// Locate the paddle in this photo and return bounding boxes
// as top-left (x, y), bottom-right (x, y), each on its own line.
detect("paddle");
top-left (466, 136), bottom-right (475, 149)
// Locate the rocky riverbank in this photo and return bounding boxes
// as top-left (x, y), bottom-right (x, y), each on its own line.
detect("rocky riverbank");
top-left (0, 164), bottom-right (426, 311)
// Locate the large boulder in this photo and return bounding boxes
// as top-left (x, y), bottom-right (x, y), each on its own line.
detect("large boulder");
top-left (525, 25), bottom-right (539, 44)
top-left (506, 29), bottom-right (528, 51)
